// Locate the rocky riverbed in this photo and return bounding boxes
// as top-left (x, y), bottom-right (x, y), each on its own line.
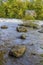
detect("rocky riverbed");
top-left (0, 19), bottom-right (43, 65)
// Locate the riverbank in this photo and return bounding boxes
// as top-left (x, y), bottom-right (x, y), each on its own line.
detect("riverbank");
top-left (0, 18), bottom-right (23, 24)
top-left (0, 18), bottom-right (43, 25)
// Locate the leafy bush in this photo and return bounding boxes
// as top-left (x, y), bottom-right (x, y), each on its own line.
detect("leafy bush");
top-left (23, 15), bottom-right (35, 20)
top-left (0, 0), bottom-right (43, 20)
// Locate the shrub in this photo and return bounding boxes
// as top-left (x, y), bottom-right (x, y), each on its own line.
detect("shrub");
top-left (23, 15), bottom-right (35, 20)
top-left (0, 0), bottom-right (43, 20)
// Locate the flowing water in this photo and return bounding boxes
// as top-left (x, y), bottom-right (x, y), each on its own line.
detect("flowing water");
top-left (0, 19), bottom-right (43, 65)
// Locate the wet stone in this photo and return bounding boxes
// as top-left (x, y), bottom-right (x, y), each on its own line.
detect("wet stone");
top-left (20, 34), bottom-right (26, 39)
top-left (19, 22), bottom-right (39, 29)
top-left (1, 25), bottom-right (8, 29)
top-left (9, 45), bottom-right (26, 58)
top-left (38, 29), bottom-right (43, 33)
top-left (16, 26), bottom-right (27, 32)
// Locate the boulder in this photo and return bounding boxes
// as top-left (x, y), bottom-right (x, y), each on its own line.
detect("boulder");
top-left (16, 26), bottom-right (27, 32)
top-left (19, 23), bottom-right (30, 27)
top-left (19, 23), bottom-right (39, 29)
top-left (9, 45), bottom-right (26, 58)
top-left (20, 34), bottom-right (26, 39)
top-left (38, 29), bottom-right (43, 33)
top-left (1, 25), bottom-right (8, 29)
top-left (32, 24), bottom-right (38, 29)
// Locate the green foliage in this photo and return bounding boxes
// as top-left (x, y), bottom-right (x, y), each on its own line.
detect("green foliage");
top-left (0, 0), bottom-right (43, 20)
top-left (23, 15), bottom-right (35, 20)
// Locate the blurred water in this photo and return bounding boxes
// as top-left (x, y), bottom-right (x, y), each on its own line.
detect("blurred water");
top-left (0, 19), bottom-right (43, 65)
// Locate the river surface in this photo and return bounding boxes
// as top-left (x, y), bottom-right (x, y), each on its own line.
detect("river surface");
top-left (0, 19), bottom-right (43, 65)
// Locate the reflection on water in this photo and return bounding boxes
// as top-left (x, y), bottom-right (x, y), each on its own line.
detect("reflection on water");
top-left (0, 19), bottom-right (43, 65)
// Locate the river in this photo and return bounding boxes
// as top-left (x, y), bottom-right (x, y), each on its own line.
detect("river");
top-left (0, 19), bottom-right (43, 65)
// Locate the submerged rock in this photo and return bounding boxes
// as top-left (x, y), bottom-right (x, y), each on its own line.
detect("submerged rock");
top-left (1, 25), bottom-right (8, 29)
top-left (9, 45), bottom-right (26, 58)
top-left (20, 34), bottom-right (26, 39)
top-left (16, 26), bottom-right (27, 32)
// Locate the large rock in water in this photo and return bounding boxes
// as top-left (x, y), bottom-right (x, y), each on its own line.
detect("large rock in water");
top-left (1, 25), bottom-right (8, 29)
top-left (20, 34), bottom-right (26, 39)
top-left (9, 45), bottom-right (26, 58)
top-left (19, 22), bottom-right (39, 29)
top-left (38, 29), bottom-right (43, 33)
top-left (16, 26), bottom-right (27, 32)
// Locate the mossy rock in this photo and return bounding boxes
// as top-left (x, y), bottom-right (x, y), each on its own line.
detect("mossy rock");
top-left (19, 23), bottom-right (30, 27)
top-left (9, 45), bottom-right (26, 58)
top-left (20, 34), bottom-right (26, 39)
top-left (1, 25), bottom-right (8, 29)
top-left (26, 23), bottom-right (38, 29)
top-left (19, 23), bottom-right (39, 29)
top-left (16, 26), bottom-right (27, 32)
top-left (32, 24), bottom-right (38, 29)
